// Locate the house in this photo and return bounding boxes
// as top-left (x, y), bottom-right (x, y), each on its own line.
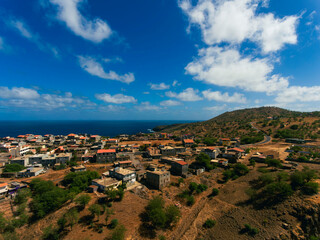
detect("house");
top-left (174, 146), bottom-right (186, 154)
top-left (90, 135), bottom-right (101, 142)
top-left (146, 170), bottom-right (170, 190)
top-left (10, 156), bottom-right (29, 166)
top-left (221, 151), bottom-right (240, 163)
top-left (160, 146), bottom-right (176, 156)
top-left (96, 149), bottom-right (116, 163)
top-left (113, 160), bottom-right (132, 168)
top-left (202, 147), bottom-right (220, 159)
top-left (146, 147), bottom-right (161, 159)
top-left (91, 178), bottom-right (121, 192)
top-left (220, 138), bottom-right (231, 146)
top-left (18, 167), bottom-right (44, 178)
top-left (55, 153), bottom-right (72, 164)
top-left (107, 138), bottom-right (119, 144)
top-left (41, 154), bottom-right (56, 167)
top-left (109, 167), bottom-right (136, 186)
top-left (183, 139), bottom-right (194, 147)
top-left (250, 154), bottom-right (267, 163)
top-left (227, 147), bottom-right (245, 157)
top-left (87, 185), bottom-right (98, 193)
top-left (171, 161), bottom-right (188, 176)
top-left (71, 165), bottom-right (87, 172)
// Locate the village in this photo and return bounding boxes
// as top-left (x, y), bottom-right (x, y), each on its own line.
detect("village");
top-left (1, 128), bottom-right (320, 240)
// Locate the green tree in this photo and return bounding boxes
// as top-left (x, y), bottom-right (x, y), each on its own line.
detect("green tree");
top-left (65, 208), bottom-right (79, 229)
top-left (195, 153), bottom-right (213, 170)
top-left (165, 205), bottom-right (181, 227)
top-left (109, 224), bottom-right (126, 240)
top-left (88, 204), bottom-right (102, 221)
top-left (203, 219), bottom-right (216, 228)
top-left (3, 164), bottom-right (25, 173)
top-left (109, 219), bottom-right (119, 229)
top-left (75, 194), bottom-right (91, 209)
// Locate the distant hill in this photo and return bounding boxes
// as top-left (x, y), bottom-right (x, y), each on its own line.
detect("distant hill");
top-left (154, 107), bottom-right (320, 143)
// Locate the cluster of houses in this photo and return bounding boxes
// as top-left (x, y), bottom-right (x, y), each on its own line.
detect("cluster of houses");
top-left (0, 132), bottom-right (249, 191)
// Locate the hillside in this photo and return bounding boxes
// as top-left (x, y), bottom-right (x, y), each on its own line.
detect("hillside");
top-left (155, 107), bottom-right (320, 143)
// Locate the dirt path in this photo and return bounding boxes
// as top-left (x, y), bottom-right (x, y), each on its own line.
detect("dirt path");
top-left (169, 197), bottom-right (208, 240)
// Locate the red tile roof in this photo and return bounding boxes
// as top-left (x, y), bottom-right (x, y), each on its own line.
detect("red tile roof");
top-left (183, 139), bottom-right (194, 143)
top-left (220, 138), bottom-right (231, 141)
top-left (175, 161), bottom-right (188, 165)
top-left (0, 183), bottom-right (8, 188)
top-left (97, 149), bottom-right (116, 154)
top-left (228, 148), bottom-right (245, 152)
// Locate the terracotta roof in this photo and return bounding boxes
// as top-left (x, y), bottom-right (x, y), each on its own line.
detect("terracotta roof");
top-left (220, 138), bottom-right (231, 141)
top-left (0, 183), bottom-right (8, 188)
top-left (119, 160), bottom-right (132, 164)
top-left (175, 161), bottom-right (188, 165)
top-left (228, 148), bottom-right (245, 152)
top-left (97, 149), bottom-right (116, 154)
top-left (68, 133), bottom-right (76, 136)
top-left (183, 139), bottom-right (194, 143)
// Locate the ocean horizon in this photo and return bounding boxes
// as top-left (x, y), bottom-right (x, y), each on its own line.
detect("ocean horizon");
top-left (0, 120), bottom-right (196, 137)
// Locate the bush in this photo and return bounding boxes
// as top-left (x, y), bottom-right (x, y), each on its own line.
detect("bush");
top-left (62, 171), bottom-right (99, 193)
top-left (265, 159), bottom-right (282, 169)
top-left (142, 196), bottom-right (181, 229)
top-left (109, 219), bottom-right (119, 229)
top-left (75, 194), bottom-right (91, 209)
top-left (301, 182), bottom-right (319, 195)
top-left (109, 224), bottom-right (126, 240)
top-left (14, 188), bottom-right (31, 205)
top-left (195, 153), bottom-right (213, 170)
top-left (42, 225), bottom-right (59, 240)
top-left (211, 188), bottom-right (219, 197)
top-left (243, 224), bottom-right (259, 236)
top-left (263, 182), bottom-right (293, 204)
top-left (203, 218), bottom-right (216, 228)
top-left (186, 195), bottom-right (195, 206)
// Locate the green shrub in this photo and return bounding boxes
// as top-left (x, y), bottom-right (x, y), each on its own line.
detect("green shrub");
top-left (109, 224), bottom-right (126, 240)
top-left (211, 188), bottom-right (219, 197)
top-left (203, 219), bottom-right (216, 228)
top-left (186, 195), bottom-right (195, 206)
top-left (110, 219), bottom-right (119, 229)
top-left (3, 164), bottom-right (25, 173)
top-left (301, 182), bottom-right (319, 195)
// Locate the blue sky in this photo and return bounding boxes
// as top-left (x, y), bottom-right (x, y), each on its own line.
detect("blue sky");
top-left (0, 0), bottom-right (320, 120)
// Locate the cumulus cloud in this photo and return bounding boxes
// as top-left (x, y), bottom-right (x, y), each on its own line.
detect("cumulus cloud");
top-left (78, 56), bottom-right (134, 84)
top-left (166, 88), bottom-right (203, 101)
top-left (160, 100), bottom-right (182, 106)
top-left (149, 82), bottom-right (170, 90)
top-left (95, 93), bottom-right (137, 104)
top-left (99, 105), bottom-right (126, 112)
top-left (185, 47), bottom-right (289, 93)
top-left (0, 87), bottom-right (94, 110)
top-left (50, 0), bottom-right (112, 43)
top-left (202, 90), bottom-right (247, 103)
top-left (275, 86), bottom-right (320, 103)
top-left (172, 80), bottom-right (180, 87)
top-left (135, 102), bottom-right (161, 111)
top-left (178, 0), bottom-right (298, 53)
top-left (0, 87), bottom-right (40, 99)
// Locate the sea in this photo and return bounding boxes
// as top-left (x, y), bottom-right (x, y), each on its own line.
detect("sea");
top-left (0, 120), bottom-right (195, 137)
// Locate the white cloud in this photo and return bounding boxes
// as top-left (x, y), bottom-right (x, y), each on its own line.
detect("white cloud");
top-left (9, 19), bottom-right (33, 39)
top-left (185, 47), bottom-right (289, 93)
top-left (160, 100), bottom-right (182, 106)
top-left (135, 102), bottom-right (161, 111)
top-left (149, 82), bottom-right (170, 90)
top-left (172, 80), bottom-right (180, 87)
top-left (0, 37), bottom-right (4, 50)
top-left (78, 56), bottom-right (134, 84)
top-left (8, 19), bottom-right (59, 57)
top-left (143, 92), bottom-right (150, 95)
top-left (0, 87), bottom-right (94, 110)
top-left (178, 0), bottom-right (298, 53)
top-left (0, 87), bottom-right (40, 99)
top-left (95, 93), bottom-right (137, 104)
top-left (202, 90), bottom-right (247, 103)
top-left (275, 86), bottom-right (320, 103)
top-left (99, 105), bottom-right (125, 112)
top-left (204, 104), bottom-right (227, 112)
top-left (50, 0), bottom-right (112, 43)
top-left (166, 88), bottom-right (203, 101)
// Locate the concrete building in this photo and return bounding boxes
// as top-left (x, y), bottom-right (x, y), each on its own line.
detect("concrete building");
top-left (0, 182), bottom-right (8, 198)
top-left (18, 167), bottom-right (44, 178)
top-left (109, 167), bottom-right (136, 185)
top-left (160, 146), bottom-right (176, 156)
top-left (10, 157), bottom-right (29, 166)
top-left (146, 170), bottom-right (170, 190)
top-left (55, 153), bottom-right (72, 164)
top-left (183, 139), bottom-right (194, 147)
top-left (96, 149), bottom-right (116, 163)
top-left (71, 165), bottom-right (87, 172)
top-left (202, 147), bottom-right (220, 159)
top-left (91, 178), bottom-right (121, 192)
top-left (171, 161), bottom-right (189, 176)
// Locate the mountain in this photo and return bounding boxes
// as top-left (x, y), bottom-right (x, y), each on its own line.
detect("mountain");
top-left (154, 107), bottom-right (320, 142)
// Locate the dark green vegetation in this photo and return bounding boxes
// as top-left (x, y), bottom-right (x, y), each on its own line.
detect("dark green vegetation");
top-left (223, 163), bottom-right (249, 182)
top-left (154, 107), bottom-right (320, 142)
top-left (139, 196), bottom-right (181, 238)
top-left (177, 182), bottom-right (208, 206)
top-left (247, 168), bottom-right (319, 207)
top-left (191, 152), bottom-right (213, 170)
top-left (203, 218), bottom-right (216, 228)
top-left (62, 170), bottom-right (100, 193)
top-left (3, 163), bottom-right (25, 172)
top-left (241, 224), bottom-right (259, 236)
